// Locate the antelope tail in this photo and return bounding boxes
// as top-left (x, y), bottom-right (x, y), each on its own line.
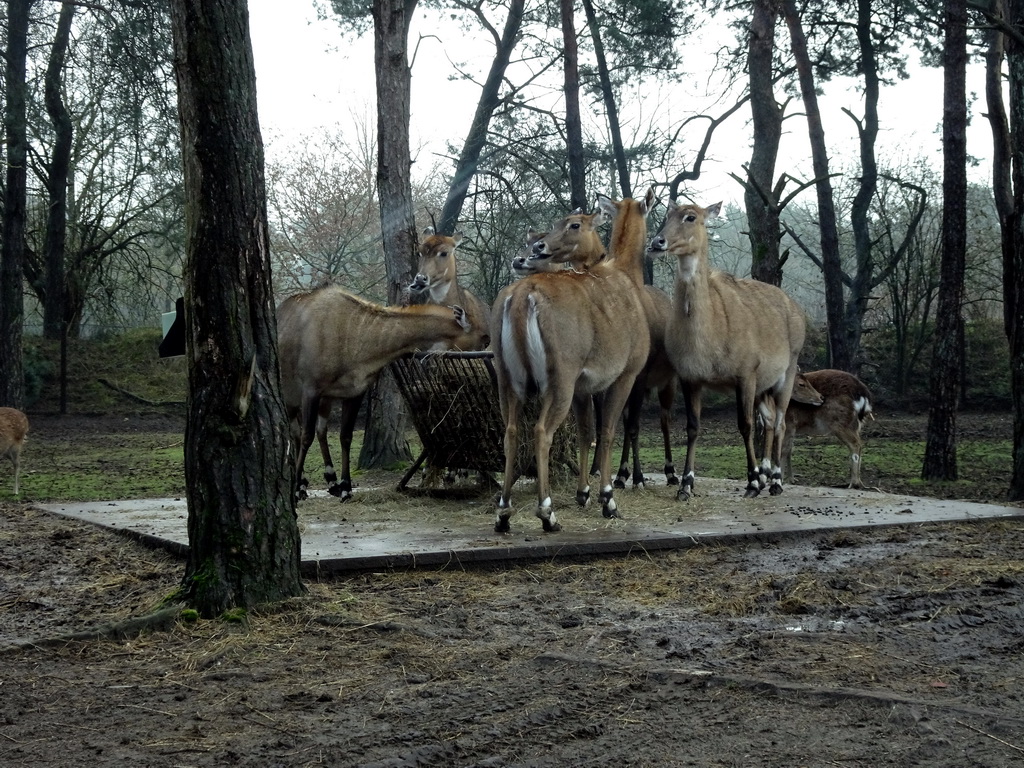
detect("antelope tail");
top-left (500, 292), bottom-right (548, 399)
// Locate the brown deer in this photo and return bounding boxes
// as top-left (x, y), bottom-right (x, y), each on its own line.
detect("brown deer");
top-left (490, 203), bottom-right (650, 532)
top-left (409, 228), bottom-right (490, 350)
top-left (0, 407), bottom-right (29, 496)
top-left (782, 369), bottom-right (874, 488)
top-left (649, 200), bottom-right (806, 499)
top-left (277, 285), bottom-right (475, 501)
top-left (524, 190), bottom-right (680, 489)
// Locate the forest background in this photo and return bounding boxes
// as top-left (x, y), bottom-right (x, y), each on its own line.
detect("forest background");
top-left (0, 1), bottom-right (1018, 488)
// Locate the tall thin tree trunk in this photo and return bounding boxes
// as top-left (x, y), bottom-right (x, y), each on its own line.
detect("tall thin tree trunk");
top-left (169, 0), bottom-right (303, 616)
top-left (0, 0), bottom-right (33, 409)
top-left (360, 0), bottom-right (420, 470)
top-left (1003, 0), bottom-right (1024, 500)
top-left (561, 0), bottom-right (586, 210)
top-left (438, 0), bottom-right (524, 236)
top-left (745, 0), bottom-right (784, 286)
top-left (923, 0), bottom-right (968, 481)
top-left (782, 0), bottom-right (848, 370)
top-left (42, 1), bottom-right (75, 342)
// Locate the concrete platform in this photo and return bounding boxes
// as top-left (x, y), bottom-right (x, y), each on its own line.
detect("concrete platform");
top-left (36, 476), bottom-right (1024, 574)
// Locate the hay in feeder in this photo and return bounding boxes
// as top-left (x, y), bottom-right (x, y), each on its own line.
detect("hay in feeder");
top-left (390, 351), bottom-right (579, 490)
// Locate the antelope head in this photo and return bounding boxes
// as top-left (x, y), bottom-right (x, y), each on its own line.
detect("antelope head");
top-left (648, 200), bottom-right (721, 282)
top-left (410, 227), bottom-right (463, 302)
top-left (529, 207), bottom-right (606, 268)
top-left (512, 229), bottom-right (565, 276)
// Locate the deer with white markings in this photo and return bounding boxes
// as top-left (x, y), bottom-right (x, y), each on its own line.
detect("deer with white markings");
top-left (490, 201), bottom-right (650, 532)
top-left (277, 285), bottom-right (476, 501)
top-left (648, 200), bottom-right (806, 499)
top-left (409, 228), bottom-right (491, 350)
top-left (0, 407), bottom-right (29, 496)
top-left (520, 190), bottom-right (681, 489)
top-left (781, 369), bottom-right (874, 489)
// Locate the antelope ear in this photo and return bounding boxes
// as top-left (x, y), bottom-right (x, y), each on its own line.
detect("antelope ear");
top-left (705, 202), bottom-right (723, 219)
top-left (569, 207), bottom-right (583, 215)
top-left (596, 194), bottom-right (617, 220)
top-left (421, 226), bottom-right (435, 236)
top-left (452, 231), bottom-right (464, 245)
top-left (643, 186), bottom-right (657, 213)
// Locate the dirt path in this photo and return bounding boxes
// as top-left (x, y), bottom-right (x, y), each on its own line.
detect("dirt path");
top-left (2, 498), bottom-right (1023, 767)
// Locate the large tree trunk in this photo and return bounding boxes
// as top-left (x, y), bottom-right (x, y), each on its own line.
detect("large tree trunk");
top-left (745, 0), bottom-right (784, 286)
top-left (359, 0), bottom-right (420, 470)
top-left (1004, 0), bottom-right (1024, 500)
top-left (42, 1), bottom-right (75, 342)
top-left (782, 0), bottom-right (848, 369)
top-left (169, 0), bottom-right (303, 617)
top-left (922, 0), bottom-right (968, 481)
top-left (0, 0), bottom-right (32, 409)
top-left (561, 0), bottom-right (587, 211)
top-left (438, 0), bottom-right (524, 236)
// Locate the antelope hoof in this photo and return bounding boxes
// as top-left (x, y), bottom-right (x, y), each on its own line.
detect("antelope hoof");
top-left (633, 476), bottom-right (646, 490)
top-left (575, 488), bottom-right (591, 506)
top-left (744, 484), bottom-right (761, 498)
top-left (665, 465), bottom-right (679, 485)
top-left (541, 518), bottom-right (562, 533)
top-left (331, 479), bottom-right (354, 501)
top-left (602, 503), bottom-right (619, 519)
top-left (495, 516), bottom-right (511, 533)
top-left (769, 483), bottom-right (784, 496)
top-left (613, 478), bottom-right (626, 490)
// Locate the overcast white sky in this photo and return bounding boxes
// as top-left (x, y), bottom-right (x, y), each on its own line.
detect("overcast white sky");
top-left (246, 0), bottom-right (994, 208)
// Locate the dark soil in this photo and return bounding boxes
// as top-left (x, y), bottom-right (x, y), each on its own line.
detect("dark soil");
top-left (2, 411), bottom-right (1024, 767)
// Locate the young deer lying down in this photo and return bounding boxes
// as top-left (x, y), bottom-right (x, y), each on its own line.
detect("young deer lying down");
top-left (0, 407), bottom-right (29, 496)
top-left (782, 369), bottom-right (874, 489)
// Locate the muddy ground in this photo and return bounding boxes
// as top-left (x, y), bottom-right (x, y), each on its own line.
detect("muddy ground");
top-left (2, 412), bottom-right (1024, 767)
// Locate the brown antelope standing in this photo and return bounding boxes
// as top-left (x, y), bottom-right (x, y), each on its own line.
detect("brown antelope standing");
top-left (0, 407), bottom-right (29, 496)
top-left (490, 203), bottom-right (650, 532)
top-left (409, 228), bottom-right (490, 350)
top-left (649, 201), bottom-right (807, 499)
top-left (277, 285), bottom-right (475, 501)
top-left (525, 189), bottom-right (680, 489)
top-left (782, 369), bottom-right (874, 489)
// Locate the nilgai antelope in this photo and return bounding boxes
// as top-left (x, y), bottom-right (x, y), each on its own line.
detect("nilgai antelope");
top-left (649, 201), bottom-right (806, 499)
top-left (596, 190), bottom-right (680, 489)
top-left (277, 285), bottom-right (475, 501)
top-left (782, 369), bottom-right (874, 489)
top-left (0, 407), bottom-right (29, 496)
top-left (490, 204), bottom-right (650, 532)
top-left (409, 228), bottom-right (491, 350)
top-left (525, 190), bottom-right (681, 489)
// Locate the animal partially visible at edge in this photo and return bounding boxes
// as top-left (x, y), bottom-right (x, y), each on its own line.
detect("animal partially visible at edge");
top-left (409, 228), bottom-right (491, 350)
top-left (489, 202), bottom-right (650, 533)
top-left (0, 407), bottom-right (29, 496)
top-left (277, 285), bottom-right (476, 501)
top-left (783, 369), bottom-right (875, 489)
top-left (649, 200), bottom-right (807, 500)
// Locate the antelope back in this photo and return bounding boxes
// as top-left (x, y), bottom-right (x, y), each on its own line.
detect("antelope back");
top-left (529, 208), bottom-right (606, 269)
top-left (413, 228), bottom-right (463, 303)
top-left (494, 266), bottom-right (649, 400)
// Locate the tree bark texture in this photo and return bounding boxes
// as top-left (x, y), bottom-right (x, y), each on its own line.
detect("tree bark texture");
top-left (561, 0), bottom-right (587, 211)
top-left (922, 0), bottom-right (968, 481)
top-left (782, 0), bottom-right (848, 370)
top-left (169, 0), bottom-right (303, 616)
top-left (360, 0), bottom-right (420, 470)
top-left (745, 0), bottom-right (784, 286)
top-left (438, 0), bottom-right (524, 236)
top-left (0, 0), bottom-right (32, 408)
top-left (41, 1), bottom-right (75, 341)
top-left (1004, 0), bottom-right (1024, 499)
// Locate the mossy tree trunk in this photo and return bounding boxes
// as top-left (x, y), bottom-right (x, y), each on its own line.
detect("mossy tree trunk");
top-left (169, 0), bottom-right (303, 617)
